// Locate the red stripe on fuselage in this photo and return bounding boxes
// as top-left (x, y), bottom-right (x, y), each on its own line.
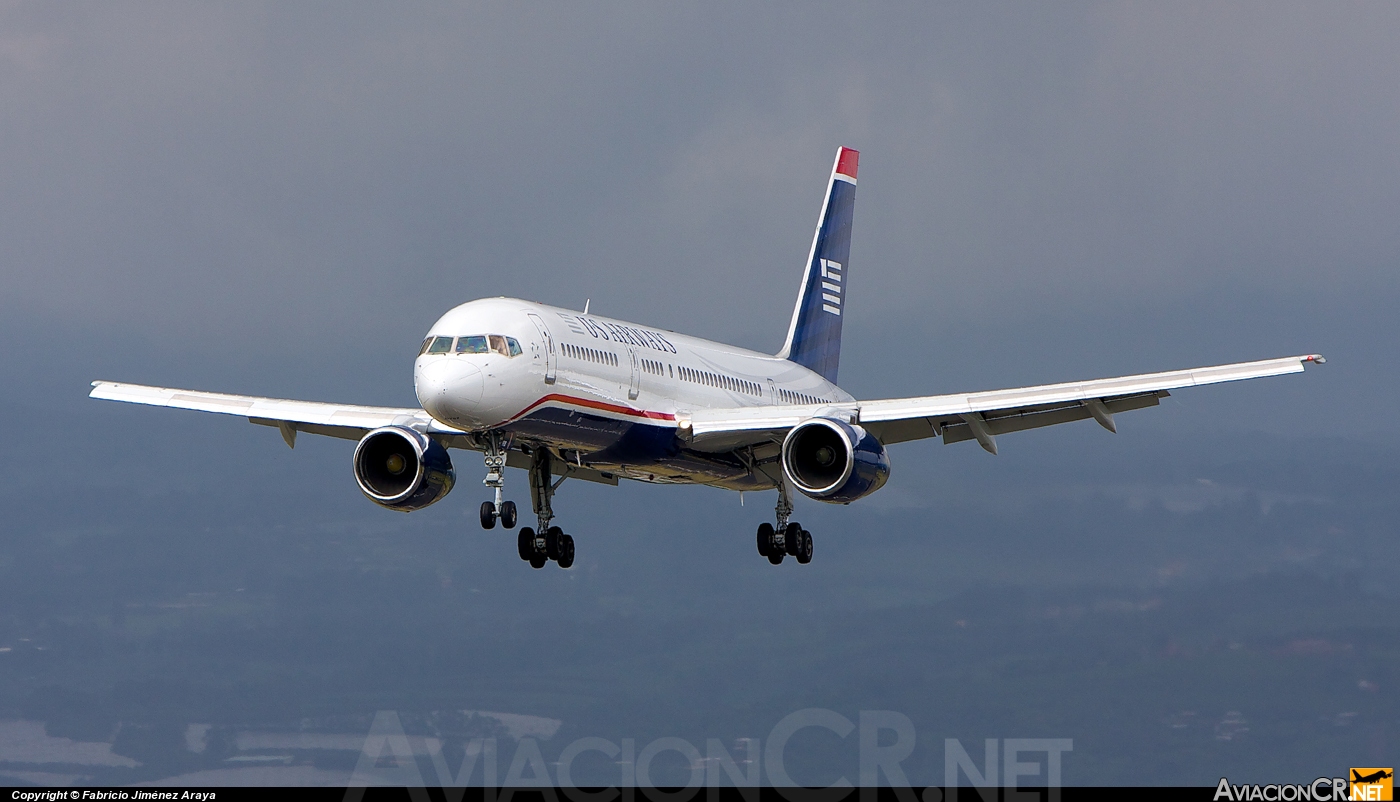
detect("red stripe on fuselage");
top-left (504, 393), bottom-right (677, 425)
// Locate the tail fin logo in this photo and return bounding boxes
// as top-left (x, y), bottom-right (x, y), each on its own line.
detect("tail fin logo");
top-left (820, 259), bottom-right (842, 316)
top-left (776, 146), bottom-right (858, 384)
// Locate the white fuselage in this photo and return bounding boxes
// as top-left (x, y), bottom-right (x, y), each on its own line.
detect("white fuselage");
top-left (412, 298), bottom-right (852, 487)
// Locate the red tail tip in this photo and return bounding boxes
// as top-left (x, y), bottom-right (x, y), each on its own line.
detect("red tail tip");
top-left (836, 147), bottom-right (859, 179)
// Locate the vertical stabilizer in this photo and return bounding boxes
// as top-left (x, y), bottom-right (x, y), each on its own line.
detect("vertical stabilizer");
top-left (776, 147), bottom-right (858, 384)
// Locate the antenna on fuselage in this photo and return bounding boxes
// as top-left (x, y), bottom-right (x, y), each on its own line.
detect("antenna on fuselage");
top-left (583, 299), bottom-right (590, 315)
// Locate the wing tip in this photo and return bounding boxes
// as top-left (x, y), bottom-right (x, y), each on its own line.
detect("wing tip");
top-left (1303, 353), bottom-right (1327, 365)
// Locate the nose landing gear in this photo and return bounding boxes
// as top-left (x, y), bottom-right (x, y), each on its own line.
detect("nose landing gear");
top-left (755, 483), bottom-right (813, 565)
top-left (480, 499), bottom-right (518, 529)
top-left (478, 433), bottom-right (518, 530)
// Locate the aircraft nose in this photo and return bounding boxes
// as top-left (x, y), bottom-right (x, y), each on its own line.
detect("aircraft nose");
top-left (415, 359), bottom-right (485, 425)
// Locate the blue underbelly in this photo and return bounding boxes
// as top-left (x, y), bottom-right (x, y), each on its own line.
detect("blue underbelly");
top-left (502, 407), bottom-right (755, 484)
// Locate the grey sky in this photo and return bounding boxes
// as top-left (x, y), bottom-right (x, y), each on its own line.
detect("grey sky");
top-left (0, 3), bottom-right (1396, 785)
top-left (2, 2), bottom-right (1394, 418)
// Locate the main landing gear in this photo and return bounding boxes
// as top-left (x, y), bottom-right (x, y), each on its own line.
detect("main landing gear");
top-left (755, 483), bottom-right (813, 565)
top-left (515, 447), bottom-right (575, 569)
top-left (476, 435), bottom-right (574, 569)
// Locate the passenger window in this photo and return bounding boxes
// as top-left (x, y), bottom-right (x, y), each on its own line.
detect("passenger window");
top-left (456, 335), bottom-right (489, 354)
top-left (507, 337), bottom-right (522, 357)
top-left (427, 336), bottom-right (454, 355)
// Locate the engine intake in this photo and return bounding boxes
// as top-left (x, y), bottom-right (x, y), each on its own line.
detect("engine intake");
top-left (353, 426), bottom-right (455, 511)
top-left (781, 417), bottom-right (890, 504)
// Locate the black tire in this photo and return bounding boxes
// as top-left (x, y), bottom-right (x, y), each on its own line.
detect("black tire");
top-left (796, 530), bottom-right (813, 564)
top-left (529, 554), bottom-right (547, 569)
top-left (480, 501), bottom-right (497, 530)
top-left (784, 523), bottom-right (803, 556)
top-left (517, 528), bottom-right (535, 561)
top-left (767, 550), bottom-right (784, 565)
top-left (500, 500), bottom-right (518, 529)
top-left (557, 534), bottom-right (575, 569)
top-left (756, 523), bottom-right (774, 556)
top-left (545, 526), bottom-right (563, 561)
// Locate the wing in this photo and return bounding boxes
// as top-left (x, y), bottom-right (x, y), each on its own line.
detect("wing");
top-left (88, 381), bottom-right (623, 486)
top-left (89, 381), bottom-right (455, 445)
top-left (681, 354), bottom-right (1325, 455)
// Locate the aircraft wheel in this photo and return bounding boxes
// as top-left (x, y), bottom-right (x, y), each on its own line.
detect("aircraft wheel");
top-left (796, 530), bottom-right (813, 564)
top-left (545, 526), bottom-right (564, 561)
top-left (529, 554), bottom-right (547, 569)
top-left (480, 501), bottom-right (497, 530)
top-left (517, 527), bottom-right (535, 561)
top-left (556, 534), bottom-right (575, 569)
top-left (756, 523), bottom-right (774, 557)
top-left (500, 501), bottom-right (518, 529)
top-left (767, 550), bottom-right (784, 565)
top-left (784, 523), bottom-right (803, 556)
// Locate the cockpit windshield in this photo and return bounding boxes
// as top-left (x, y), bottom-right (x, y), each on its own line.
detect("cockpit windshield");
top-left (419, 334), bottom-right (523, 358)
top-left (456, 335), bottom-right (489, 354)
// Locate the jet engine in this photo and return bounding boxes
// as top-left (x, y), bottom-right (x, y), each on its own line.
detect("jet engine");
top-left (352, 426), bottom-right (455, 511)
top-left (781, 417), bottom-right (890, 504)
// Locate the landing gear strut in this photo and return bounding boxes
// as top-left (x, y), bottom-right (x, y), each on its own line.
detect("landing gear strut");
top-left (478, 432), bottom-right (517, 530)
top-left (515, 447), bottom-right (575, 569)
top-left (755, 482), bottom-right (813, 565)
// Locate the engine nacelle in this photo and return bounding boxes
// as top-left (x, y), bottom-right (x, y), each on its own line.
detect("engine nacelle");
top-left (353, 426), bottom-right (455, 512)
top-left (781, 417), bottom-right (890, 504)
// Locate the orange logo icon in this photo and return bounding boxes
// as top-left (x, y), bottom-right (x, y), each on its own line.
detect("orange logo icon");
top-left (1351, 768), bottom-right (1394, 801)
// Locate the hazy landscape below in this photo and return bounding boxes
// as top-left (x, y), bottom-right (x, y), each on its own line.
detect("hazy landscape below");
top-left (0, 350), bottom-right (1393, 785)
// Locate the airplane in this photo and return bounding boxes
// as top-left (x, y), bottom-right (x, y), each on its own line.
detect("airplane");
top-left (1353, 770), bottom-right (1393, 784)
top-left (90, 147), bottom-right (1326, 570)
